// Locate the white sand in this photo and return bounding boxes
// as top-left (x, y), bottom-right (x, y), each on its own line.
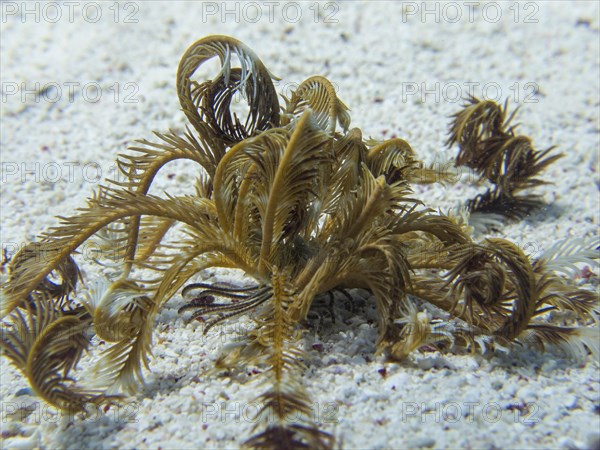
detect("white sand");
top-left (1, 1), bottom-right (599, 449)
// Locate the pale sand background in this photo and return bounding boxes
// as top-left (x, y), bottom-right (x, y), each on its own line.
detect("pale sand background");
top-left (1, 1), bottom-right (599, 449)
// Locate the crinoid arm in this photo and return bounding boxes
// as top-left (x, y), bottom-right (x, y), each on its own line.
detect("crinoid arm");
top-left (242, 272), bottom-right (334, 450)
top-left (447, 96), bottom-right (564, 224)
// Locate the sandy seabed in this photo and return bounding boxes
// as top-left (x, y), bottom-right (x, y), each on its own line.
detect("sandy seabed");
top-left (1, 1), bottom-right (599, 449)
